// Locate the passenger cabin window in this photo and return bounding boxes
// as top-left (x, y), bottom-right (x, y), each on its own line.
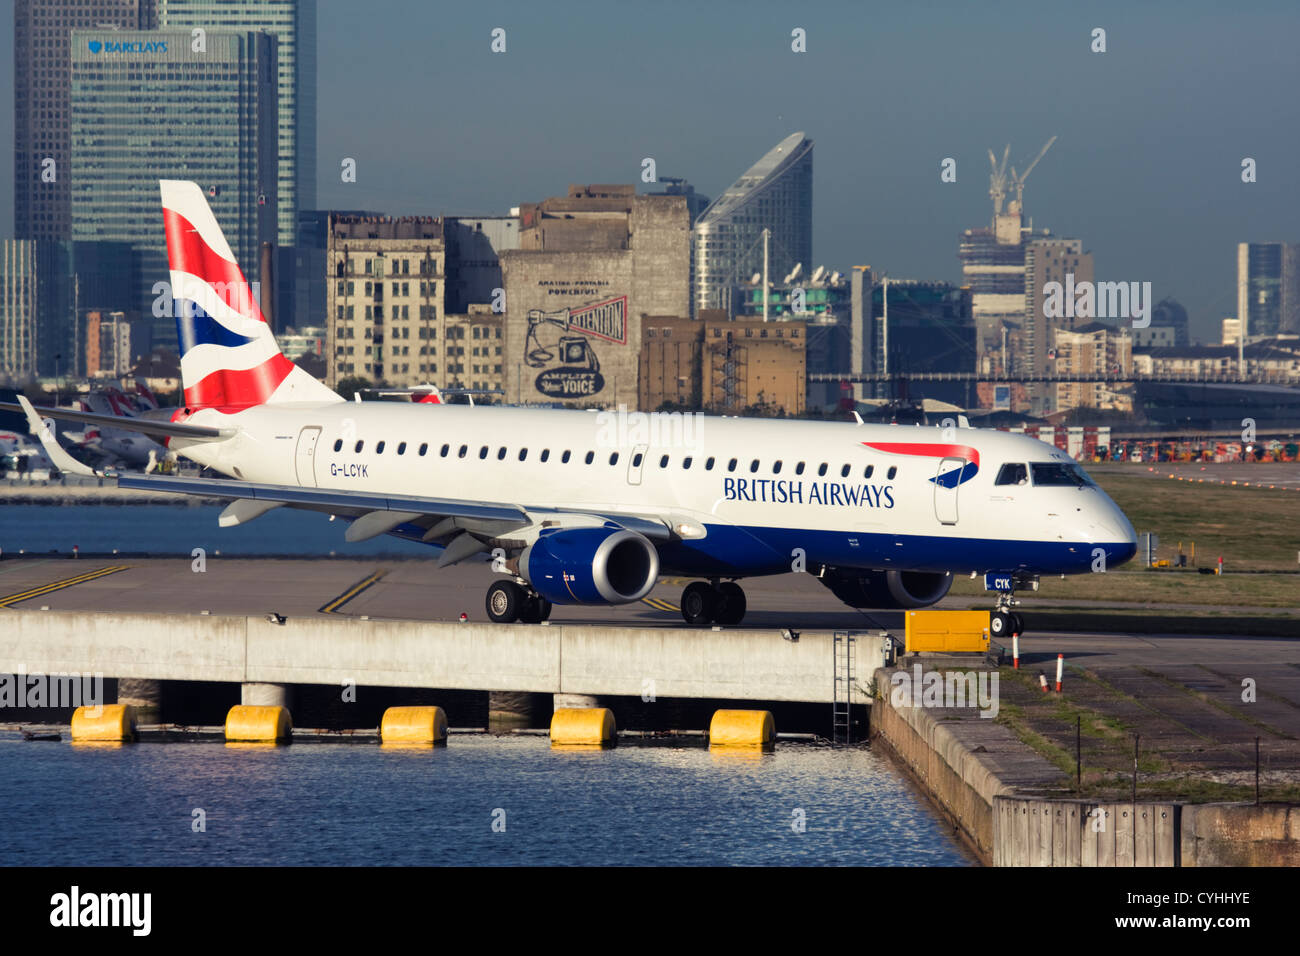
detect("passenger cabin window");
top-left (562, 450), bottom-right (571, 463)
top-left (519, 449), bottom-right (528, 461)
top-left (864, 464), bottom-right (874, 478)
top-left (727, 458), bottom-right (738, 472)
top-left (995, 463), bottom-right (1029, 486)
top-left (333, 439), bottom-right (342, 452)
top-left (660, 455), bottom-right (669, 468)
top-left (497, 447), bottom-right (507, 460)
top-left (772, 461), bottom-right (782, 474)
top-left (817, 463), bottom-right (827, 476)
top-left (683, 457), bottom-right (692, 469)
top-left (632, 452), bottom-right (643, 467)
top-left (795, 462), bottom-right (805, 475)
top-left (540, 449), bottom-right (550, 462)
top-left (458, 445), bottom-right (468, 458)
top-left (749, 459), bottom-right (760, 473)
top-left (705, 457), bottom-right (715, 470)
top-left (584, 451), bottom-right (595, 464)
top-left (479, 446), bottom-right (488, 459)
top-left (397, 442), bottom-right (406, 455)
top-left (355, 441), bottom-right (364, 453)
top-left (840, 464), bottom-right (850, 477)
top-left (609, 452), bottom-right (619, 465)
top-left (887, 466), bottom-right (897, 479)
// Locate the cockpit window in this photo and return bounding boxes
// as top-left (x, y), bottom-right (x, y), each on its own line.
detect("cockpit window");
top-left (995, 463), bottom-right (1028, 486)
top-left (1030, 462), bottom-right (1094, 487)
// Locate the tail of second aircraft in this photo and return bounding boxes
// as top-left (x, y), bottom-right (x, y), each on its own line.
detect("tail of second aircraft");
top-left (160, 180), bottom-right (341, 411)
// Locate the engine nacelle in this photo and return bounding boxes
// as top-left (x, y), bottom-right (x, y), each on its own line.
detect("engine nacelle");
top-left (519, 527), bottom-right (659, 605)
top-left (819, 568), bottom-right (952, 610)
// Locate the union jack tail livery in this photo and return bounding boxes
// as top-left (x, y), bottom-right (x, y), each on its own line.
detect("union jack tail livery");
top-left (161, 180), bottom-right (340, 410)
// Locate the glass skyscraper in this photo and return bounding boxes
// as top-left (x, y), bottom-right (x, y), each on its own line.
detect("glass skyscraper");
top-left (70, 29), bottom-right (279, 344)
top-left (156, 0), bottom-right (318, 246)
top-left (12, 0), bottom-right (150, 242)
top-left (693, 132), bottom-right (813, 317)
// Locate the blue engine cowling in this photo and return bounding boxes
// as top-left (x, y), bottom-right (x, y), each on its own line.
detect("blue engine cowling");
top-left (519, 526), bottom-right (660, 605)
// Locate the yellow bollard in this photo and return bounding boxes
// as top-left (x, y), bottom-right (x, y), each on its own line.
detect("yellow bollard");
top-left (550, 707), bottom-right (616, 747)
top-left (709, 709), bottom-right (775, 750)
top-left (70, 704), bottom-right (136, 742)
top-left (224, 705), bottom-right (291, 743)
top-left (380, 706), bottom-right (448, 745)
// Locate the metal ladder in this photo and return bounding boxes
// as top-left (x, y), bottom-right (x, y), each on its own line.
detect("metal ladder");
top-left (832, 631), bottom-right (855, 744)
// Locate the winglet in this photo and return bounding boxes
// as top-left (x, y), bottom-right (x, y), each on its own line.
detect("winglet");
top-left (17, 395), bottom-right (102, 478)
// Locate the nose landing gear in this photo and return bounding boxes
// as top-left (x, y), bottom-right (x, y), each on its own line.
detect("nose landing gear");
top-left (680, 580), bottom-right (746, 627)
top-left (985, 571), bottom-right (1038, 637)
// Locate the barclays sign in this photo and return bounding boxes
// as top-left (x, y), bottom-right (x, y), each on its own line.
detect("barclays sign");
top-left (88, 40), bottom-right (168, 54)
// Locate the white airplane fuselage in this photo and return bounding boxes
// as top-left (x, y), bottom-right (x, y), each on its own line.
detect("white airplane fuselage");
top-left (173, 401), bottom-right (1137, 579)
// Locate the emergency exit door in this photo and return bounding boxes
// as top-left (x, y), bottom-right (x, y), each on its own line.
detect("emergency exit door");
top-left (933, 456), bottom-right (963, 525)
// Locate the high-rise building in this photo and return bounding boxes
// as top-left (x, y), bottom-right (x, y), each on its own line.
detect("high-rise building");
top-left (1053, 322), bottom-right (1133, 413)
top-left (870, 280), bottom-right (976, 408)
top-left (156, 0), bottom-right (317, 246)
top-left (958, 227), bottom-right (1032, 372)
top-left (1, 241), bottom-right (40, 380)
top-left (693, 133), bottom-right (813, 317)
top-left (325, 215), bottom-right (446, 387)
top-left (69, 29), bottom-right (279, 343)
top-left (13, 0), bottom-right (151, 242)
top-left (1237, 242), bottom-right (1300, 339)
top-left (1023, 238), bottom-right (1094, 414)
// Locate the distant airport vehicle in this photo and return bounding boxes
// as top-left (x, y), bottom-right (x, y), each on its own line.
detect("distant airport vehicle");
top-left (8, 182), bottom-right (1138, 630)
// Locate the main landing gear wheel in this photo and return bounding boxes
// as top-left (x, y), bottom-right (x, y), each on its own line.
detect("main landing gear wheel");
top-left (680, 580), bottom-right (747, 627)
top-left (486, 581), bottom-right (551, 624)
top-left (715, 582), bottom-right (747, 626)
top-left (680, 582), bottom-right (719, 626)
top-left (518, 594), bottom-right (553, 624)
top-left (486, 581), bottom-right (524, 623)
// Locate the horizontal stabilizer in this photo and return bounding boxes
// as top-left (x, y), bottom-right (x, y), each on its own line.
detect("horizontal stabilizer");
top-left (0, 402), bottom-right (234, 442)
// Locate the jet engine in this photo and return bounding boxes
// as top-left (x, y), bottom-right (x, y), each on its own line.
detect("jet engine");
top-left (818, 568), bottom-right (952, 610)
top-left (519, 527), bottom-right (659, 605)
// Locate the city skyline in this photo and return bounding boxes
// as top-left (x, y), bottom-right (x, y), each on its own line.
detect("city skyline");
top-left (3, 0), bottom-right (1298, 343)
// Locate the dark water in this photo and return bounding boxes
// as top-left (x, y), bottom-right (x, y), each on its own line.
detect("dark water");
top-left (0, 503), bottom-right (429, 557)
top-left (0, 733), bottom-right (972, 866)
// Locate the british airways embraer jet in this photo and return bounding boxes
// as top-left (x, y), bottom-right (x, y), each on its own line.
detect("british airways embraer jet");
top-left (12, 182), bottom-right (1137, 632)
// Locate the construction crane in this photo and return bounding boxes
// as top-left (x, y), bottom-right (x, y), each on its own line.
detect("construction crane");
top-left (987, 137), bottom-right (1057, 218)
top-left (1008, 136), bottom-right (1056, 216)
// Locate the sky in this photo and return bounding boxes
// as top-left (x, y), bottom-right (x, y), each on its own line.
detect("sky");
top-left (3, 0), bottom-right (1298, 342)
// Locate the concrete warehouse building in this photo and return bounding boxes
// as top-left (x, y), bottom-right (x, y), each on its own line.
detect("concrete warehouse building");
top-left (500, 185), bottom-right (690, 408)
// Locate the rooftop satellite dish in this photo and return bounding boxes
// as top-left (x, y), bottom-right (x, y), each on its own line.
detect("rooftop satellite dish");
top-left (811, 265), bottom-right (827, 284)
top-left (829, 271), bottom-right (842, 285)
top-left (788, 262), bottom-right (803, 281)
top-left (750, 272), bottom-right (762, 285)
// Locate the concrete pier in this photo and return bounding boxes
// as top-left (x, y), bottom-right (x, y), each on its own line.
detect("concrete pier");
top-left (241, 682), bottom-right (292, 709)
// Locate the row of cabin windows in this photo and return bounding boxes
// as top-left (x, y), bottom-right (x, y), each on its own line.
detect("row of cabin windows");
top-left (328, 437), bottom-right (898, 479)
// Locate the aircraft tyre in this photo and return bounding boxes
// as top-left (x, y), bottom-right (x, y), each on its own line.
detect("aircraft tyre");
top-left (990, 611), bottom-right (1012, 638)
top-left (518, 594), bottom-right (553, 624)
top-left (681, 581), bottom-right (719, 626)
top-left (714, 582), bottom-right (747, 626)
top-left (486, 581), bottom-right (524, 623)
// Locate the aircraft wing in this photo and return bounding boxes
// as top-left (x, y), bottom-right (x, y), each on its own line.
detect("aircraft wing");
top-left (114, 473), bottom-right (677, 550)
top-left (0, 401), bottom-right (234, 442)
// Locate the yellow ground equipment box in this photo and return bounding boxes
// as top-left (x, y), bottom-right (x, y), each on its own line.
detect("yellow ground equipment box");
top-left (904, 610), bottom-right (991, 653)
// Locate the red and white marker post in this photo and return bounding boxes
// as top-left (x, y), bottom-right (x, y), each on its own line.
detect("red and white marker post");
top-left (1056, 653), bottom-right (1064, 693)
top-left (1012, 632), bottom-right (1020, 670)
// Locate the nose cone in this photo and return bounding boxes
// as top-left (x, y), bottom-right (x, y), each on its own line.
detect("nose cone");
top-left (1094, 495), bottom-right (1137, 567)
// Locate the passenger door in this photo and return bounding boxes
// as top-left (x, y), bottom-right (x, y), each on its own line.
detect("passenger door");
top-left (933, 456), bottom-right (963, 525)
top-left (295, 426), bottom-right (322, 487)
